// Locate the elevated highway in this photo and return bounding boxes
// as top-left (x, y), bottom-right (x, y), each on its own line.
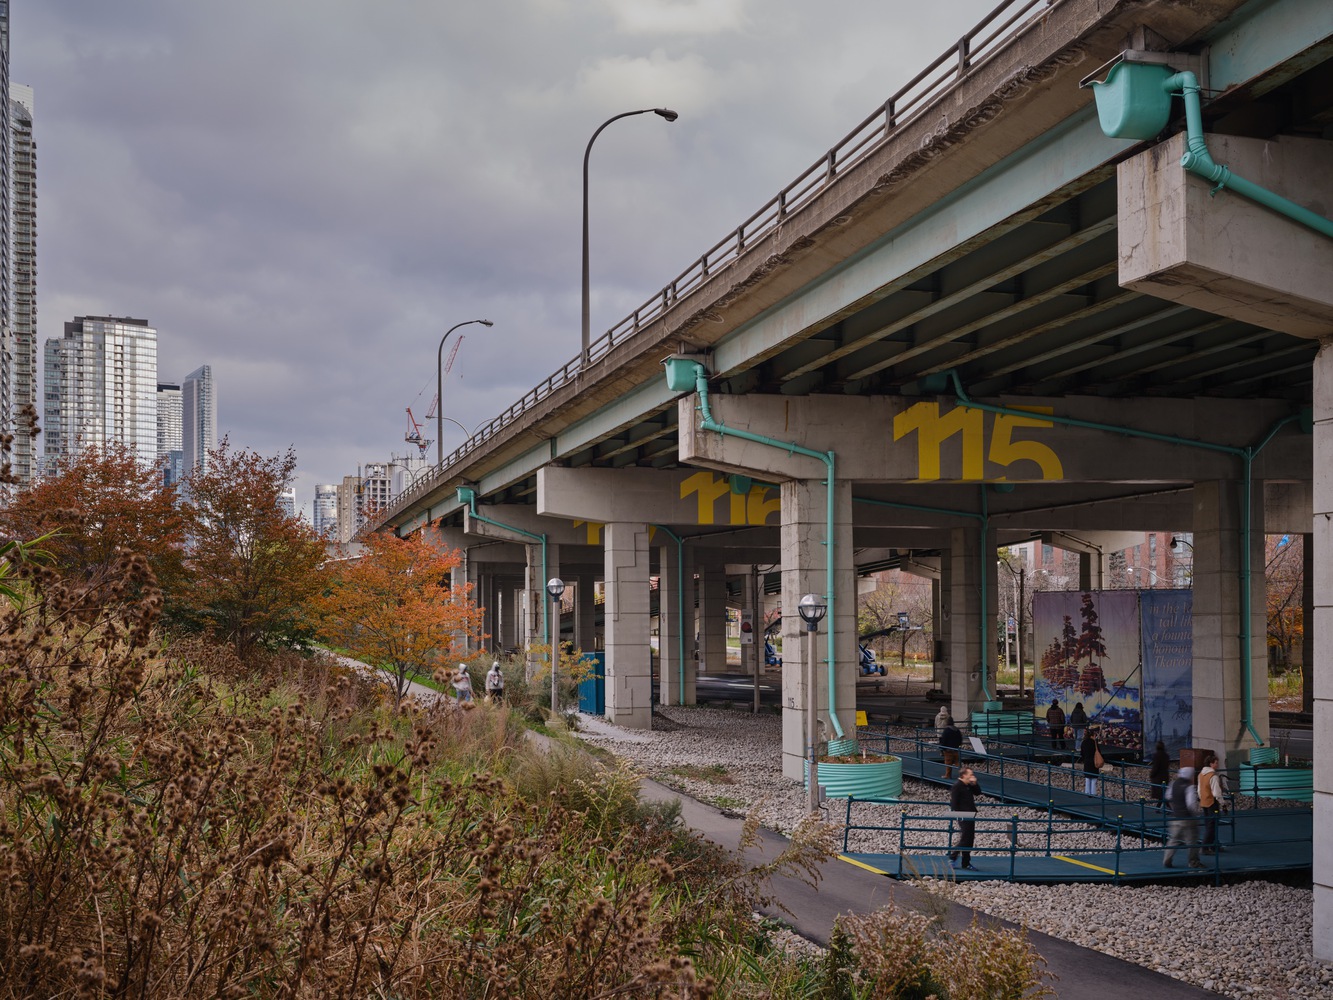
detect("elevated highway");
top-left (372, 0), bottom-right (1333, 956)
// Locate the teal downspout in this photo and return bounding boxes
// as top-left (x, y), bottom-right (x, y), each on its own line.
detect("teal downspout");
top-left (457, 488), bottom-right (549, 654)
top-left (686, 363), bottom-right (845, 738)
top-left (1164, 72), bottom-right (1333, 240)
top-left (943, 371), bottom-right (1300, 746)
top-left (652, 523), bottom-right (688, 706)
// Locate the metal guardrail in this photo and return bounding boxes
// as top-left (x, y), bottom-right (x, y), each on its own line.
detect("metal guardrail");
top-left (379, 0), bottom-right (1058, 524)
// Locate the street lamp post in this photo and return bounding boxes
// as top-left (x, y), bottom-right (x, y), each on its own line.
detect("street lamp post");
top-left (581, 107), bottom-right (679, 369)
top-left (546, 578), bottom-right (566, 714)
top-left (798, 593), bottom-right (827, 815)
top-left (437, 319), bottom-right (493, 465)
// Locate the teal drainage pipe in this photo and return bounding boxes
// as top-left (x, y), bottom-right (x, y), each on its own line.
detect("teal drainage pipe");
top-left (942, 370), bottom-right (1301, 746)
top-left (652, 523), bottom-right (688, 706)
top-left (456, 487), bottom-right (549, 654)
top-left (1165, 72), bottom-right (1333, 241)
top-left (683, 362), bottom-right (845, 739)
top-left (852, 494), bottom-right (995, 700)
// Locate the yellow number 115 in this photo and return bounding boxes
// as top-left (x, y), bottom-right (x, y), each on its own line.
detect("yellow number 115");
top-left (892, 402), bottom-right (1064, 481)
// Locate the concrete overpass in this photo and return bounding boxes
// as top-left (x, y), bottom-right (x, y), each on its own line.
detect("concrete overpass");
top-left (373, 0), bottom-right (1333, 956)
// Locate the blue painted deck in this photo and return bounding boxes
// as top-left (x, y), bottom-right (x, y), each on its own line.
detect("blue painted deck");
top-left (840, 731), bottom-right (1313, 884)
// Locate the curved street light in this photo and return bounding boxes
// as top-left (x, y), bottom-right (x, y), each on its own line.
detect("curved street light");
top-left (581, 107), bottom-right (679, 368)
top-left (437, 319), bottom-right (493, 465)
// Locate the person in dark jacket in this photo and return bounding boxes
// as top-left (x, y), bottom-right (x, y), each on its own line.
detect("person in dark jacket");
top-left (1148, 740), bottom-right (1171, 806)
top-left (948, 767), bottom-right (982, 870)
top-left (1080, 728), bottom-right (1101, 796)
top-left (1045, 700), bottom-right (1067, 751)
top-left (939, 716), bottom-right (963, 780)
top-left (1069, 702), bottom-right (1088, 743)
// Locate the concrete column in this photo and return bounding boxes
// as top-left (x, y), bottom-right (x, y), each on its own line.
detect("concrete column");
top-left (779, 478), bottom-right (856, 781)
top-left (698, 562), bottom-right (728, 674)
top-left (658, 541), bottom-right (696, 706)
top-left (936, 557), bottom-right (952, 692)
top-left (1077, 551), bottom-right (1107, 591)
top-left (603, 522), bottom-right (653, 728)
top-left (1303, 532), bottom-right (1314, 715)
top-left (1309, 344), bottom-right (1333, 962)
top-left (948, 524), bottom-right (994, 723)
top-left (574, 575), bottom-right (596, 652)
top-left (1192, 480), bottom-right (1270, 765)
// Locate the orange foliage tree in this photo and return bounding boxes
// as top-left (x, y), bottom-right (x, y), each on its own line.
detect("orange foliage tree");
top-left (174, 441), bottom-right (327, 660)
top-left (1265, 533), bottom-right (1304, 673)
top-left (312, 531), bottom-right (482, 708)
top-left (0, 442), bottom-right (186, 589)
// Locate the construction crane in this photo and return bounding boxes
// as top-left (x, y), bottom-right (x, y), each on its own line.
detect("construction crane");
top-left (425, 334), bottom-right (465, 420)
top-left (404, 408), bottom-right (431, 458)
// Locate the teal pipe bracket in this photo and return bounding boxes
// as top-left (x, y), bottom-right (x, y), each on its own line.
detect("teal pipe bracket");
top-left (943, 371), bottom-right (1302, 746)
top-left (675, 361), bottom-right (845, 739)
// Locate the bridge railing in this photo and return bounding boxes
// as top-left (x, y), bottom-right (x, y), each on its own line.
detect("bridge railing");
top-left (382, 0), bottom-right (1056, 520)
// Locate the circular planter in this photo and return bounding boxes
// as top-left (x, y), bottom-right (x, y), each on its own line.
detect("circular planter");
top-left (806, 754), bottom-right (902, 800)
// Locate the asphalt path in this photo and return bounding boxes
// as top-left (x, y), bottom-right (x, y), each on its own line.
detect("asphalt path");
top-left (639, 779), bottom-right (1222, 1000)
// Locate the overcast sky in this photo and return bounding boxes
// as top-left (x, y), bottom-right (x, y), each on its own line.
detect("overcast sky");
top-left (15, 0), bottom-right (997, 514)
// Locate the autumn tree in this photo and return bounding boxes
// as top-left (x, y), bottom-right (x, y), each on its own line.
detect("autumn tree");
top-left (312, 531), bottom-right (482, 708)
top-left (0, 442), bottom-right (186, 589)
top-left (171, 440), bottom-right (326, 660)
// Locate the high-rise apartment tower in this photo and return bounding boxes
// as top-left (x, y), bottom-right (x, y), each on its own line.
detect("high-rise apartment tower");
top-left (9, 83), bottom-right (34, 483)
top-left (182, 364), bottom-right (216, 473)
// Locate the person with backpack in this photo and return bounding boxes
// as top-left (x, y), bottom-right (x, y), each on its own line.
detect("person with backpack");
top-left (1163, 766), bottom-right (1205, 869)
top-left (939, 716), bottom-right (963, 780)
top-left (485, 660), bottom-right (505, 703)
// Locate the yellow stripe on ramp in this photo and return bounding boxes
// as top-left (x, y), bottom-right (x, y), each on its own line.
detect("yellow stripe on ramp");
top-left (1052, 854), bottom-right (1121, 875)
top-left (838, 854), bottom-right (892, 875)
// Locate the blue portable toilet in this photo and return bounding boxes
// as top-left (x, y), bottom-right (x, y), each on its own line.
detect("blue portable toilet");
top-left (578, 651), bottom-right (605, 715)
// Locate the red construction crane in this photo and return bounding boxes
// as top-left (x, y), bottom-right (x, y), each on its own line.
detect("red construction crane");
top-left (404, 407), bottom-right (431, 457)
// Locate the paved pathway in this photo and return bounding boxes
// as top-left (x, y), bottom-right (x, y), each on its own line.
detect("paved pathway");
top-left (638, 780), bottom-right (1222, 1000)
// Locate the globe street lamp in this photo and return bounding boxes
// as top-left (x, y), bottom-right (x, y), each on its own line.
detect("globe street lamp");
top-left (546, 577), bottom-right (566, 714)
top-left (797, 592), bottom-right (828, 814)
top-left (437, 319), bottom-right (493, 465)
top-left (581, 107), bottom-right (679, 369)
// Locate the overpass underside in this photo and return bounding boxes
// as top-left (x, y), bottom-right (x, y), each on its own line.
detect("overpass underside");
top-left (375, 0), bottom-right (1333, 958)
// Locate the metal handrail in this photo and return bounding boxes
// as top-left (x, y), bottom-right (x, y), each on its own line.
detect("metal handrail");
top-left (375, 0), bottom-right (1058, 525)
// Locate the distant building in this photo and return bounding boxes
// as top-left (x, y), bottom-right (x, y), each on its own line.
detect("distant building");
top-left (0, 12), bottom-right (12, 483)
top-left (44, 316), bottom-right (158, 467)
top-left (182, 364), bottom-right (216, 473)
top-left (156, 382), bottom-right (182, 484)
top-left (312, 484), bottom-right (338, 538)
top-left (9, 84), bottom-right (35, 484)
top-left (335, 463), bottom-right (396, 542)
top-left (277, 487), bottom-right (296, 520)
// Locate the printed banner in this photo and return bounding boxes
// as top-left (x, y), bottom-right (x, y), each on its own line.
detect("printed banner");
top-left (1032, 590), bottom-right (1143, 757)
top-left (1139, 590), bottom-right (1193, 759)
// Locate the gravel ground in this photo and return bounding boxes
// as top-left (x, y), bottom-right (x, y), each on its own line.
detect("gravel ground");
top-left (574, 704), bottom-right (1327, 1000)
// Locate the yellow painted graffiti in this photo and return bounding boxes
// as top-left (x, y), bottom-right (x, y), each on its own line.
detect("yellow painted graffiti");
top-left (680, 471), bottom-right (781, 526)
top-left (892, 402), bottom-right (1064, 481)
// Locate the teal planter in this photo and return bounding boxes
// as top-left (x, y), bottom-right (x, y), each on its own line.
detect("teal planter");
top-left (827, 737), bottom-right (860, 757)
top-left (806, 754), bottom-right (902, 800)
top-left (1238, 763), bottom-right (1313, 803)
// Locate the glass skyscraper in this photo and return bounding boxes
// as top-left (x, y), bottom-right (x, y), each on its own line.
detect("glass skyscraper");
top-left (182, 364), bottom-right (216, 473)
top-left (44, 316), bottom-right (159, 467)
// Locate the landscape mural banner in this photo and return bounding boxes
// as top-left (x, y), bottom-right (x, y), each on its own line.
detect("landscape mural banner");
top-left (1139, 589), bottom-right (1193, 759)
top-left (1032, 590), bottom-right (1143, 757)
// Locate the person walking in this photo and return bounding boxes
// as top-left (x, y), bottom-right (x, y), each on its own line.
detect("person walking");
top-left (948, 767), bottom-right (982, 871)
top-left (1163, 766), bottom-right (1205, 869)
top-left (1148, 740), bottom-right (1170, 806)
top-left (452, 664), bottom-right (474, 704)
top-left (1069, 702), bottom-right (1088, 744)
top-left (1045, 699), bottom-right (1066, 751)
top-left (1080, 728), bottom-right (1102, 796)
top-left (939, 715), bottom-right (963, 780)
top-left (485, 660), bottom-right (505, 703)
top-left (1198, 751), bottom-right (1225, 854)
top-left (934, 703), bottom-right (950, 733)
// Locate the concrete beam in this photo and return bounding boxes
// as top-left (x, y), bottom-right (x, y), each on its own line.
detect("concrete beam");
top-left (680, 393), bottom-right (1309, 484)
top-left (539, 466), bottom-right (781, 529)
top-left (463, 504), bottom-right (607, 546)
top-left (1119, 133), bottom-right (1333, 338)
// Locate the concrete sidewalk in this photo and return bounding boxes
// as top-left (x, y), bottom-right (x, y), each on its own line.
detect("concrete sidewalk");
top-left (639, 780), bottom-right (1221, 1000)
